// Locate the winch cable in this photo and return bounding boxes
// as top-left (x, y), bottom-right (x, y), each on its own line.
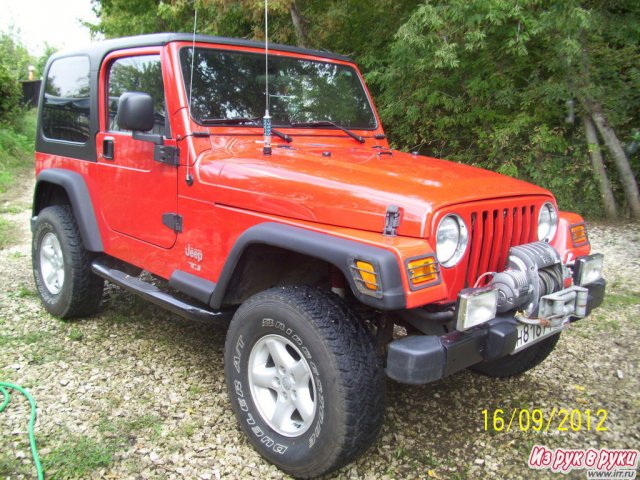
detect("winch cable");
top-left (0, 382), bottom-right (44, 480)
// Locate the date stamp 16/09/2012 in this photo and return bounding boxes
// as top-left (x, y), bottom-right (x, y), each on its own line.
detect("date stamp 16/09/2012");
top-left (482, 407), bottom-right (608, 433)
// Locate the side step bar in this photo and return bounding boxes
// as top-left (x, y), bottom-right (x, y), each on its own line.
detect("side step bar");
top-left (91, 261), bottom-right (233, 324)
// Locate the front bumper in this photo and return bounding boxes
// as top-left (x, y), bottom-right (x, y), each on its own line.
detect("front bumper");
top-left (386, 278), bottom-right (605, 385)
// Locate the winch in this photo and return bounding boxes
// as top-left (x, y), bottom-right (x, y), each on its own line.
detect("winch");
top-left (490, 242), bottom-right (566, 317)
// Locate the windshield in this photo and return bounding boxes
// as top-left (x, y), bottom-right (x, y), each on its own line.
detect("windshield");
top-left (180, 47), bottom-right (377, 129)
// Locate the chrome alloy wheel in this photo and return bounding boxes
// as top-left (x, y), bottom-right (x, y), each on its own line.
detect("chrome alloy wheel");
top-left (40, 232), bottom-right (65, 295)
top-left (248, 333), bottom-right (317, 437)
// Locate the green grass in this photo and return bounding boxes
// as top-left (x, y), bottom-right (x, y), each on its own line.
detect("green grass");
top-left (21, 332), bottom-right (46, 344)
top-left (0, 453), bottom-right (25, 478)
top-left (394, 446), bottom-right (408, 460)
top-left (0, 330), bottom-right (61, 366)
top-left (98, 412), bottom-right (164, 443)
top-left (0, 331), bottom-right (46, 347)
top-left (602, 289), bottom-right (639, 309)
top-left (109, 313), bottom-right (130, 325)
top-left (418, 451), bottom-right (440, 468)
top-left (0, 109), bottom-right (35, 249)
top-left (6, 284), bottom-right (37, 299)
top-left (126, 414), bottom-right (163, 439)
top-left (16, 285), bottom-right (36, 298)
top-left (67, 327), bottom-right (84, 342)
top-left (44, 435), bottom-right (114, 479)
top-left (0, 201), bottom-right (29, 214)
top-left (180, 420), bottom-right (198, 438)
top-left (188, 384), bottom-right (205, 396)
top-left (0, 109), bottom-right (36, 193)
top-left (28, 342), bottom-right (65, 365)
top-left (583, 285), bottom-right (639, 332)
top-left (0, 217), bottom-right (14, 249)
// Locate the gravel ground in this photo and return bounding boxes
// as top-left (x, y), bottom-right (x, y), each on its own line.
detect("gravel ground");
top-left (1, 178), bottom-right (638, 480)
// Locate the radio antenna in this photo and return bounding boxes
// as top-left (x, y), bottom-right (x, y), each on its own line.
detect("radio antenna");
top-left (188, 7), bottom-right (197, 114)
top-left (263, 0), bottom-right (272, 155)
top-left (185, 5), bottom-right (198, 186)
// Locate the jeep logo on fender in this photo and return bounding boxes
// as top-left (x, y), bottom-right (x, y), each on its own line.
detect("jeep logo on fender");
top-left (185, 244), bottom-right (203, 263)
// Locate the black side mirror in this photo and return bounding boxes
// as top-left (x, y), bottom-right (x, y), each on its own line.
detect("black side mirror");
top-left (116, 92), bottom-right (163, 145)
top-left (117, 92), bottom-right (154, 131)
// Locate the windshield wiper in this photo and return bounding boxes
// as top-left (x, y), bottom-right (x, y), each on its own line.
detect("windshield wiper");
top-left (201, 117), bottom-right (292, 143)
top-left (290, 121), bottom-right (365, 144)
top-left (201, 117), bottom-right (261, 125)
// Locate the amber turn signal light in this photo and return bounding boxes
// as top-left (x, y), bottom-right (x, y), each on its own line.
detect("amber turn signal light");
top-left (355, 261), bottom-right (378, 291)
top-left (350, 260), bottom-right (382, 298)
top-left (570, 224), bottom-right (589, 247)
top-left (407, 256), bottom-right (438, 287)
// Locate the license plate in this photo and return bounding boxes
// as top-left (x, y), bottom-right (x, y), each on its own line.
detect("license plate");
top-left (513, 323), bottom-right (564, 353)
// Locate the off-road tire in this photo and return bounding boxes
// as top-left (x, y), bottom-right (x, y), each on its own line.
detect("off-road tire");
top-left (224, 286), bottom-right (385, 478)
top-left (32, 205), bottom-right (104, 318)
top-left (470, 333), bottom-right (561, 378)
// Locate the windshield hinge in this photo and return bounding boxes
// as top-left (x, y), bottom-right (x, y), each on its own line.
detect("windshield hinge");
top-left (383, 205), bottom-right (401, 236)
top-left (162, 213), bottom-right (183, 233)
top-left (154, 145), bottom-right (180, 166)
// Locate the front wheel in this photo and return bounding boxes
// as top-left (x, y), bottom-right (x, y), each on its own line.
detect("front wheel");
top-left (224, 286), bottom-right (385, 478)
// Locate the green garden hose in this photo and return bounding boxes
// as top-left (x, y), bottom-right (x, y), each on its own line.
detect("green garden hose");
top-left (0, 382), bottom-right (44, 480)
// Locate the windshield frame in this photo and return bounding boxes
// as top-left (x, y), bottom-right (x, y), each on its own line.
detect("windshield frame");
top-left (178, 45), bottom-right (379, 131)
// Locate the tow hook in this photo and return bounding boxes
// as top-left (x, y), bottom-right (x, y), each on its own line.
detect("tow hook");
top-left (514, 284), bottom-right (589, 328)
top-left (515, 312), bottom-right (564, 328)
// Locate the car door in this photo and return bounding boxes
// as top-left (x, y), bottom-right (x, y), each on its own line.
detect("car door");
top-left (96, 48), bottom-right (178, 249)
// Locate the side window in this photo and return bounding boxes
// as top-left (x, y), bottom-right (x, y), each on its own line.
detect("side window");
top-left (108, 55), bottom-right (167, 136)
top-left (42, 56), bottom-right (91, 143)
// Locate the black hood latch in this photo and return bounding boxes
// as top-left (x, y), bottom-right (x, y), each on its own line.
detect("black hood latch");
top-left (383, 205), bottom-right (401, 236)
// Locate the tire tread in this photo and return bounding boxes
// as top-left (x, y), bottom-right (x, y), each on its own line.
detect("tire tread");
top-left (225, 285), bottom-right (385, 478)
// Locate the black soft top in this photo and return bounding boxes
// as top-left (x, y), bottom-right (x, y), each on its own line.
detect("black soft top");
top-left (50, 32), bottom-right (353, 64)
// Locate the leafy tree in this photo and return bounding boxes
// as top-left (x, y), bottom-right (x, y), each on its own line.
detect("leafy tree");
top-left (0, 32), bottom-right (35, 124)
top-left (36, 44), bottom-right (59, 79)
top-left (573, 1), bottom-right (640, 218)
top-left (87, 0), bottom-right (256, 39)
top-left (0, 31), bottom-right (33, 81)
top-left (0, 63), bottom-right (22, 125)
top-left (369, 0), bottom-right (638, 218)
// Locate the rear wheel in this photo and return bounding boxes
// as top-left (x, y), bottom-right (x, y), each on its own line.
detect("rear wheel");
top-left (470, 333), bottom-right (561, 378)
top-left (224, 286), bottom-right (385, 478)
top-left (32, 206), bottom-right (104, 318)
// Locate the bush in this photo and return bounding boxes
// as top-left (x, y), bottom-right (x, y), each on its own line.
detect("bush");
top-left (0, 62), bottom-right (22, 125)
top-left (0, 109), bottom-right (36, 193)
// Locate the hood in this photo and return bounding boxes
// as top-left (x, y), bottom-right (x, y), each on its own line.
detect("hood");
top-left (196, 143), bottom-right (551, 238)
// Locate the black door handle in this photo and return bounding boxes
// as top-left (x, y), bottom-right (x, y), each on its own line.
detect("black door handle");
top-left (103, 138), bottom-right (114, 160)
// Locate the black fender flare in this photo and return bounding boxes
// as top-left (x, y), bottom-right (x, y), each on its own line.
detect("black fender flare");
top-left (32, 168), bottom-right (104, 252)
top-left (209, 222), bottom-right (406, 310)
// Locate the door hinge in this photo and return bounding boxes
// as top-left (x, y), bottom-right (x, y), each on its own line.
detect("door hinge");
top-left (383, 205), bottom-right (401, 236)
top-left (162, 213), bottom-right (183, 232)
top-left (154, 145), bottom-right (180, 166)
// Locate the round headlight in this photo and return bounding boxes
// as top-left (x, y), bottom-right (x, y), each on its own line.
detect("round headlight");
top-left (537, 202), bottom-right (558, 242)
top-left (436, 214), bottom-right (468, 267)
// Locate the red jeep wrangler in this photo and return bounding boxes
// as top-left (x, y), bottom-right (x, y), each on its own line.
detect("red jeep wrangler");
top-left (32, 33), bottom-right (605, 478)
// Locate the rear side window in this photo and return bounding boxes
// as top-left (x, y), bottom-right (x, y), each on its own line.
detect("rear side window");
top-left (107, 55), bottom-right (166, 136)
top-left (42, 56), bottom-right (91, 143)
